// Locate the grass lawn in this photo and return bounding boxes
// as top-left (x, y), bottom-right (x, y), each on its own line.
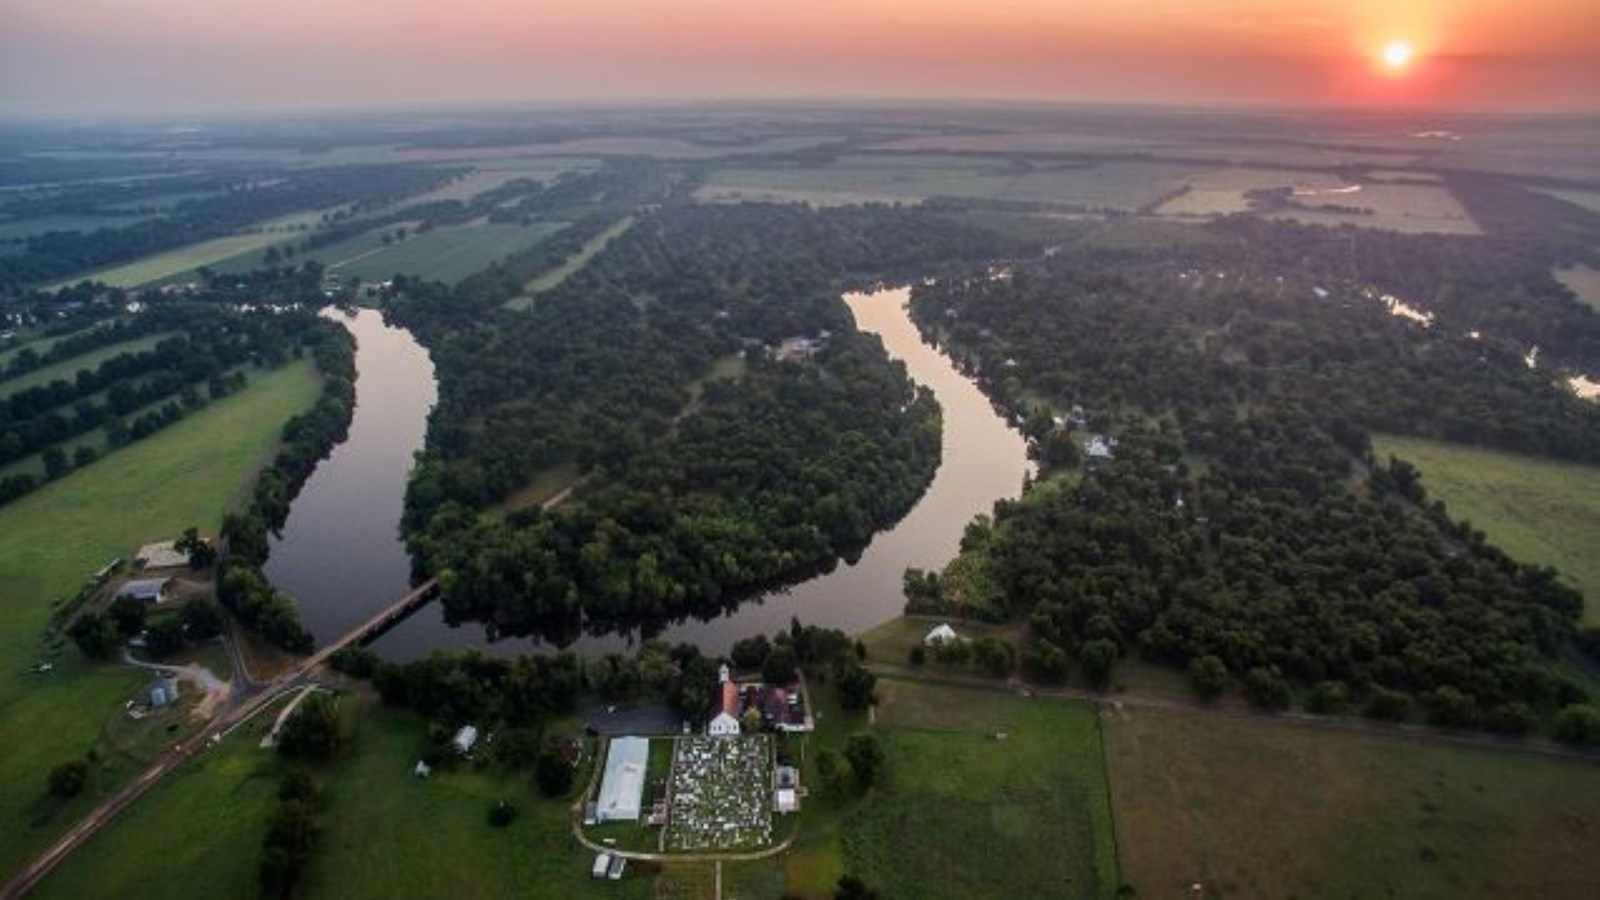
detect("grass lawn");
top-left (836, 678), bottom-right (1119, 900)
top-left (0, 331), bottom-right (179, 399)
top-left (494, 461), bottom-right (582, 514)
top-left (61, 231), bottom-right (300, 288)
top-left (1104, 706), bottom-right (1600, 900)
top-left (0, 360), bottom-right (321, 878)
top-left (856, 615), bottom-right (1015, 669)
top-left (28, 696), bottom-right (294, 900)
top-left (300, 694), bottom-right (653, 900)
top-left (1372, 435), bottom-right (1600, 625)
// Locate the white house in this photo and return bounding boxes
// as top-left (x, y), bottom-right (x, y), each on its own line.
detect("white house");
top-left (924, 623), bottom-right (959, 646)
top-left (453, 724), bottom-right (479, 756)
top-left (707, 667), bottom-right (741, 737)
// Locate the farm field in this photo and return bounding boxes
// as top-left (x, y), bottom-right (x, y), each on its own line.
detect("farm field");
top-left (54, 206), bottom-right (339, 288)
top-left (0, 330), bottom-right (178, 399)
top-left (0, 359), bottom-right (321, 877)
top-left (1267, 181), bottom-right (1481, 234)
top-left (697, 155), bottom-right (1192, 211)
top-left (1373, 435), bottom-right (1600, 625)
top-left (513, 215), bottom-right (636, 302)
top-left (403, 158), bottom-right (599, 204)
top-left (1104, 706), bottom-right (1600, 900)
top-left (1534, 186), bottom-right (1600, 214)
top-left (28, 697), bottom-right (293, 900)
top-left (1555, 264), bottom-right (1600, 313)
top-left (334, 221), bottom-right (567, 285)
top-left (0, 212), bottom-right (157, 242)
top-left (1156, 167), bottom-right (1351, 217)
top-left (836, 678), bottom-right (1119, 900)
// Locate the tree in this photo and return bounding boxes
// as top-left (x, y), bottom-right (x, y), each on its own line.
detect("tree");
top-left (1306, 680), bottom-right (1350, 715)
top-left (41, 446), bottom-right (68, 480)
top-left (1553, 704), bottom-right (1600, 745)
top-left (672, 655), bottom-right (721, 719)
top-left (908, 644), bottom-right (925, 667)
top-left (109, 596), bottom-right (147, 636)
top-left (175, 527), bottom-right (216, 569)
top-left (730, 635), bottom-right (772, 671)
top-left (815, 749), bottom-right (851, 798)
top-left (762, 645), bottom-right (799, 685)
top-left (835, 875), bottom-right (880, 900)
top-left (1188, 654), bottom-right (1229, 701)
top-left (1080, 638), bottom-right (1119, 690)
top-left (837, 662), bottom-right (877, 711)
top-left (48, 759), bottom-right (88, 798)
top-left (1244, 666), bottom-right (1291, 711)
top-left (488, 800), bottom-right (518, 828)
top-left (535, 745), bottom-right (574, 797)
top-left (179, 598), bottom-right (224, 640)
top-left (144, 615), bottom-right (186, 658)
top-left (278, 693), bottom-right (340, 760)
top-left (68, 612), bottom-right (119, 659)
top-left (278, 768), bottom-right (317, 803)
top-left (844, 734), bottom-right (885, 789)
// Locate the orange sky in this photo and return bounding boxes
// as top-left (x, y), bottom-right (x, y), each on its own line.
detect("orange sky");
top-left (1, 0), bottom-right (1596, 115)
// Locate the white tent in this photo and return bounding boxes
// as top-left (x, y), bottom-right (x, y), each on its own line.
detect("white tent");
top-left (597, 737), bottom-right (649, 822)
top-left (924, 623), bottom-right (959, 645)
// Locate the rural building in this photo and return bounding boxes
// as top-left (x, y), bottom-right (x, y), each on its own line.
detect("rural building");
top-left (117, 577), bottom-right (173, 605)
top-left (453, 724), bottom-right (479, 756)
top-left (149, 676), bottom-right (179, 708)
top-left (591, 853), bottom-right (612, 879)
top-left (596, 736), bottom-right (650, 822)
top-left (924, 623), bottom-right (959, 645)
top-left (708, 679), bottom-right (741, 737)
top-left (774, 765), bottom-right (801, 814)
top-left (1083, 434), bottom-right (1118, 463)
top-left (413, 760), bottom-right (431, 778)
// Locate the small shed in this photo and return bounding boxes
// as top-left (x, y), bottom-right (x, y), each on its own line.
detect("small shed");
top-left (453, 724), bottom-right (479, 756)
top-left (924, 623), bottom-right (959, 646)
top-left (413, 760), bottom-right (432, 778)
top-left (591, 853), bottom-right (612, 879)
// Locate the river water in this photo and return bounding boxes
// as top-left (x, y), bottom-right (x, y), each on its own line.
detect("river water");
top-left (269, 287), bottom-right (1031, 660)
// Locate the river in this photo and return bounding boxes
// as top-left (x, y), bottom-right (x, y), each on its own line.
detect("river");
top-left (269, 287), bottom-right (1031, 660)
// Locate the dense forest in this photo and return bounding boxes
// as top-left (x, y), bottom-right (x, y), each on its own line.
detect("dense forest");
top-left (391, 202), bottom-right (1013, 640)
top-left (907, 242), bottom-right (1595, 730)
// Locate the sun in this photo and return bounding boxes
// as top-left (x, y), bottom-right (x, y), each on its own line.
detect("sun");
top-left (1381, 41), bottom-right (1414, 72)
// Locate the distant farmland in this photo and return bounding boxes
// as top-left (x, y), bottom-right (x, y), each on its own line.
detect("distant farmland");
top-left (330, 221), bottom-right (567, 285)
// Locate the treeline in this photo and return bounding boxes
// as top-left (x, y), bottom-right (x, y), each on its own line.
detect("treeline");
top-left (389, 200), bottom-right (1009, 638)
top-left (0, 312), bottom-right (168, 381)
top-left (909, 258), bottom-right (1592, 731)
top-left (0, 165), bottom-right (454, 290)
top-left (218, 319), bottom-right (357, 654)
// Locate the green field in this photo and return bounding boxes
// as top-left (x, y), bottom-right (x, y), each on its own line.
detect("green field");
top-left (837, 679), bottom-right (1119, 900)
top-left (29, 697), bottom-right (293, 900)
top-left (1267, 181), bottom-right (1481, 234)
top-left (300, 695), bottom-right (649, 900)
top-left (697, 155), bottom-right (1194, 211)
top-left (0, 331), bottom-right (179, 400)
top-left (0, 360), bottom-right (321, 877)
top-left (332, 221), bottom-right (567, 286)
top-left (511, 216), bottom-right (636, 304)
top-left (0, 213), bottom-right (157, 242)
top-left (56, 208), bottom-right (334, 288)
top-left (1104, 706), bottom-right (1600, 900)
top-left (403, 158), bottom-right (599, 204)
top-left (1373, 435), bottom-right (1600, 624)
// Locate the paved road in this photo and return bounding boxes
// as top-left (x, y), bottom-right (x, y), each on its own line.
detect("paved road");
top-left (867, 663), bottom-right (1600, 764)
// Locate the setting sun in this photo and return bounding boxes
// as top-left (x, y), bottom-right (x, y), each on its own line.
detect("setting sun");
top-left (1382, 40), bottom-right (1415, 72)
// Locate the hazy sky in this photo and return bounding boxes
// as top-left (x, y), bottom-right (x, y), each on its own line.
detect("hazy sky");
top-left (2, 0), bottom-right (1596, 116)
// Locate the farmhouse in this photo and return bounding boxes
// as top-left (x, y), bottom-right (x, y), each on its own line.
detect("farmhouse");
top-left (925, 623), bottom-right (959, 645)
top-left (116, 577), bottom-right (173, 605)
top-left (596, 736), bottom-right (650, 822)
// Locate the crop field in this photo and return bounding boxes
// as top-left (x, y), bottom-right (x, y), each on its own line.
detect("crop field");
top-left (1373, 434), bottom-right (1600, 624)
top-left (0, 360), bottom-right (320, 877)
top-left (698, 155), bottom-right (1193, 211)
top-left (1555, 264), bottom-right (1600, 313)
top-left (1156, 167), bottom-right (1351, 217)
top-left (403, 158), bottom-right (599, 204)
top-left (1534, 187), bottom-right (1600, 214)
top-left (0, 330), bottom-right (179, 400)
top-left (330, 221), bottom-right (567, 285)
top-left (1267, 181), bottom-right (1481, 234)
top-left (665, 736), bottom-right (774, 852)
top-left (837, 679), bottom-right (1119, 900)
top-left (1104, 706), bottom-right (1600, 900)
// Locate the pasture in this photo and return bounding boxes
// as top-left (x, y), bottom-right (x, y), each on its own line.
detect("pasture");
top-left (836, 678), bottom-right (1119, 900)
top-left (512, 215), bottom-right (636, 302)
top-left (1156, 167), bottom-right (1350, 217)
top-left (697, 155), bottom-right (1193, 211)
top-left (55, 207), bottom-right (339, 288)
top-left (1104, 706), bottom-right (1600, 900)
top-left (333, 221), bottom-right (567, 286)
top-left (1534, 186), bottom-right (1600, 214)
top-left (0, 212), bottom-right (157, 242)
top-left (0, 330), bottom-right (179, 400)
top-left (1267, 181), bottom-right (1481, 234)
top-left (402, 158), bottom-right (599, 204)
top-left (1373, 435), bottom-right (1600, 624)
top-left (0, 360), bottom-right (321, 877)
